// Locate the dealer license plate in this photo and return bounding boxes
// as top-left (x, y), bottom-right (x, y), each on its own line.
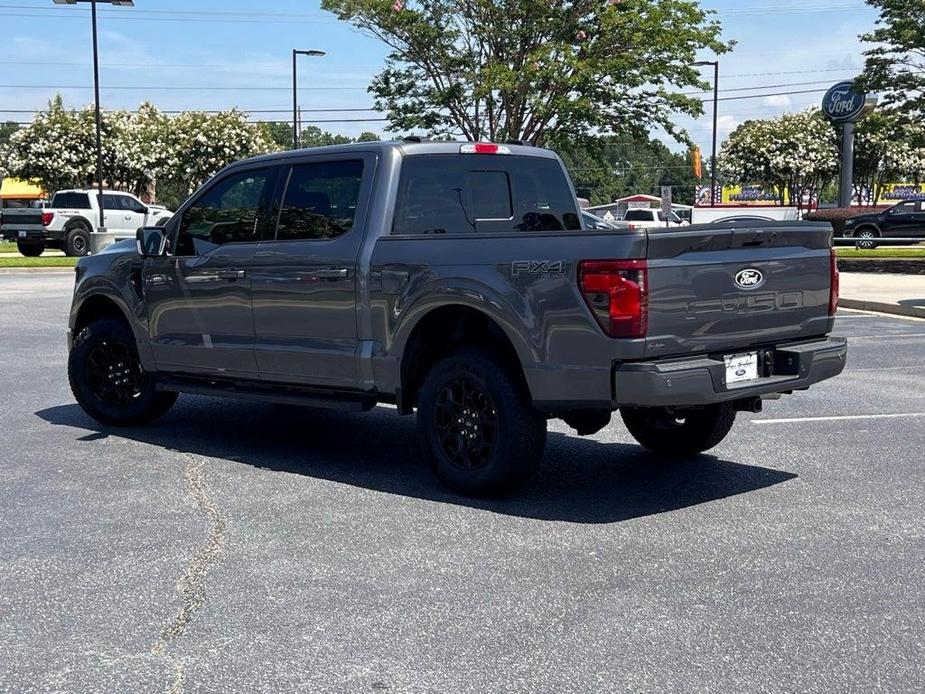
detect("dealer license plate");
top-left (724, 352), bottom-right (759, 385)
top-left (18, 230), bottom-right (26, 238)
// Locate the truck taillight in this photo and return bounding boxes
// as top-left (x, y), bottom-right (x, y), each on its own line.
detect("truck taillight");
top-left (829, 248), bottom-right (839, 315)
top-left (41, 211), bottom-right (54, 226)
top-left (578, 260), bottom-right (648, 338)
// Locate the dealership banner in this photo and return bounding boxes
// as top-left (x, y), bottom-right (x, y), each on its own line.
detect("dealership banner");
top-left (695, 183), bottom-right (925, 207)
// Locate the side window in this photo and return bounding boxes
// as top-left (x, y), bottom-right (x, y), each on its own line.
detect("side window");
top-left (509, 157), bottom-right (581, 232)
top-left (175, 169), bottom-right (270, 256)
top-left (275, 160), bottom-right (364, 241)
top-left (102, 194), bottom-right (122, 211)
top-left (623, 209), bottom-right (651, 222)
top-left (116, 195), bottom-right (145, 213)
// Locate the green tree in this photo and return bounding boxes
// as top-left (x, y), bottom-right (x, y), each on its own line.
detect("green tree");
top-left (322, 0), bottom-right (729, 145)
top-left (0, 121), bottom-right (19, 149)
top-left (262, 122), bottom-right (295, 149)
top-left (554, 134), bottom-right (699, 205)
top-left (860, 0), bottom-right (925, 119)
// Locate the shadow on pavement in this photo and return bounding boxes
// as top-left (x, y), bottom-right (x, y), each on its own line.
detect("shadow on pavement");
top-left (37, 398), bottom-right (796, 524)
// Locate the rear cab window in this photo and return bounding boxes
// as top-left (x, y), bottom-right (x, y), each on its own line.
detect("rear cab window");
top-left (623, 209), bottom-right (655, 222)
top-left (392, 154), bottom-right (580, 235)
top-left (51, 192), bottom-right (91, 209)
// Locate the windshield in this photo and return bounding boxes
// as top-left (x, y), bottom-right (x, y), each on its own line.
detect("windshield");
top-left (657, 210), bottom-right (682, 223)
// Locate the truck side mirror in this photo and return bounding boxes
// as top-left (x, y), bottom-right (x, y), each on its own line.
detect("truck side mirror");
top-left (136, 226), bottom-right (169, 257)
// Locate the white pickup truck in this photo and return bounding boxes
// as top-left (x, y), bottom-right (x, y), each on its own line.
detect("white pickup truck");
top-left (0, 189), bottom-right (173, 256)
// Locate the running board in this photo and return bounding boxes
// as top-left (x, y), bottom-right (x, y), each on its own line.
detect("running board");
top-left (157, 375), bottom-right (376, 412)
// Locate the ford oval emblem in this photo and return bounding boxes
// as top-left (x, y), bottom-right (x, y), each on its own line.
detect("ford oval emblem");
top-left (734, 268), bottom-right (764, 289)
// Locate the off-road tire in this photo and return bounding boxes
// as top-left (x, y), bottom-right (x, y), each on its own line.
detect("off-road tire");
top-left (621, 403), bottom-right (737, 458)
top-left (17, 240), bottom-right (44, 257)
top-left (64, 222), bottom-right (92, 257)
top-left (68, 318), bottom-right (177, 426)
top-left (417, 349), bottom-right (546, 497)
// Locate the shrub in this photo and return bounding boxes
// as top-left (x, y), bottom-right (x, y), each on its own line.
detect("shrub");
top-left (804, 206), bottom-right (887, 235)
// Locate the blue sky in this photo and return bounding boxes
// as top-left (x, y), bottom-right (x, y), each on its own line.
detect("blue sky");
top-left (0, 0), bottom-right (880, 152)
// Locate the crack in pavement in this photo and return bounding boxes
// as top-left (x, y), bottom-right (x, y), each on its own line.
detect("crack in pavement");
top-left (151, 454), bottom-right (227, 694)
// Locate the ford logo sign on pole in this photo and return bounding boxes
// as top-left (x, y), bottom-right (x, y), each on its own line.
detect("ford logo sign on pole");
top-left (822, 81), bottom-right (877, 208)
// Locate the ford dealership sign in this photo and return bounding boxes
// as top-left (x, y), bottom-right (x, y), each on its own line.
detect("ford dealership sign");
top-left (822, 81), bottom-right (876, 123)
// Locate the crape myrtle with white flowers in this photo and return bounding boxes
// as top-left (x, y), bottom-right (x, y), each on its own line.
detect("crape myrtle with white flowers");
top-left (0, 95), bottom-right (276, 198)
top-left (720, 107), bottom-right (925, 209)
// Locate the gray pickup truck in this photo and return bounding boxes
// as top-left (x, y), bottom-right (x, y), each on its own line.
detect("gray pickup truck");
top-left (67, 140), bottom-right (846, 496)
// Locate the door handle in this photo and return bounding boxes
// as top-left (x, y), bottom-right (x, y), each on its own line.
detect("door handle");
top-left (312, 268), bottom-right (349, 280)
top-left (217, 269), bottom-right (246, 281)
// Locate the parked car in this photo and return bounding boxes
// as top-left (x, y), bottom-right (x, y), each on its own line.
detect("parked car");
top-left (66, 140), bottom-right (846, 497)
top-left (843, 198), bottom-right (925, 249)
top-left (617, 207), bottom-right (686, 229)
top-left (582, 210), bottom-right (619, 230)
top-left (0, 189), bottom-right (173, 257)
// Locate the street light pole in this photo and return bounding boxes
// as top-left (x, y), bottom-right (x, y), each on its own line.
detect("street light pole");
top-left (291, 49), bottom-right (326, 149)
top-left (90, 0), bottom-right (105, 229)
top-left (694, 60), bottom-right (720, 207)
top-left (53, 0), bottom-right (134, 231)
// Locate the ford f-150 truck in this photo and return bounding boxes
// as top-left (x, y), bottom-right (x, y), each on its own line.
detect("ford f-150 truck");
top-left (66, 140), bottom-right (846, 496)
top-left (1, 188), bottom-right (172, 257)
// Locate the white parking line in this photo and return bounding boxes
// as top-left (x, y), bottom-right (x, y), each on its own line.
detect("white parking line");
top-left (846, 333), bottom-right (925, 340)
top-left (753, 412), bottom-right (925, 425)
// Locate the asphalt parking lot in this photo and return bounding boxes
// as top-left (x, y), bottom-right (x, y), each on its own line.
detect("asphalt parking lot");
top-left (1, 271), bottom-right (923, 693)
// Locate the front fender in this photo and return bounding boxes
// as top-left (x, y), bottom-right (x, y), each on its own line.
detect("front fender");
top-left (71, 256), bottom-right (154, 369)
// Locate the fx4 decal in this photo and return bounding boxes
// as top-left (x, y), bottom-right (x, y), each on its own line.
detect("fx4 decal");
top-left (511, 260), bottom-right (568, 277)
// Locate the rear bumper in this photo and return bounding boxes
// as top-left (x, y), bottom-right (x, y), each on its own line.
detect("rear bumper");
top-left (0, 227), bottom-right (53, 242)
top-left (613, 336), bottom-right (847, 408)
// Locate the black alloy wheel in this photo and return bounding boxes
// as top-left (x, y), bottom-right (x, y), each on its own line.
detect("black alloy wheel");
top-left (68, 318), bottom-right (177, 426)
top-left (84, 338), bottom-right (145, 406)
top-left (432, 376), bottom-right (499, 471)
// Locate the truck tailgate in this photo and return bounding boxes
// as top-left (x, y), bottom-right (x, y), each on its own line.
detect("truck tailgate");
top-left (0, 209), bottom-right (44, 227)
top-left (644, 225), bottom-right (834, 358)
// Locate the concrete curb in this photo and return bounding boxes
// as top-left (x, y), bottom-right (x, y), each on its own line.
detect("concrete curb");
top-left (0, 266), bottom-right (74, 272)
top-left (840, 298), bottom-right (925, 319)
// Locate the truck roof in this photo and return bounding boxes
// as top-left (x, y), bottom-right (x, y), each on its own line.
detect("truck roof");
top-left (53, 189), bottom-right (133, 195)
top-left (237, 139), bottom-right (560, 167)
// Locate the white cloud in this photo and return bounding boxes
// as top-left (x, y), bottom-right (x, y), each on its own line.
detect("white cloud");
top-left (763, 94), bottom-right (792, 109)
top-left (717, 114), bottom-right (740, 137)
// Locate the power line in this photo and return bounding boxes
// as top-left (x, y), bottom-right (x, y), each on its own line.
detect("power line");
top-left (0, 10), bottom-right (338, 25)
top-left (0, 107), bottom-right (379, 114)
top-left (0, 84), bottom-right (367, 91)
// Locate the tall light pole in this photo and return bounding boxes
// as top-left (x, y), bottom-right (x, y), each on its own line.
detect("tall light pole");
top-left (693, 60), bottom-right (719, 207)
top-left (292, 49), bottom-right (326, 149)
top-left (53, 0), bottom-right (134, 231)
